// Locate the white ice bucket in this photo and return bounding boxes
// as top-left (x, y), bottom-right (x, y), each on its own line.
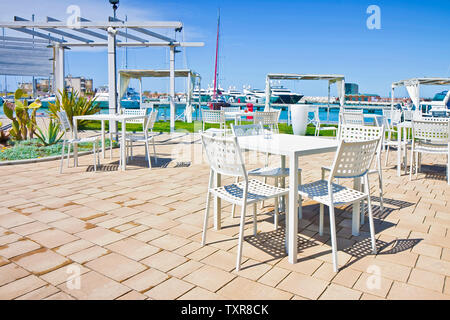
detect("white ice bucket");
top-left (290, 104), bottom-right (309, 135)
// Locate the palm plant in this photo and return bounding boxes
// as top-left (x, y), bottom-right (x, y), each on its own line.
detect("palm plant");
top-left (34, 119), bottom-right (64, 146)
top-left (48, 89), bottom-right (100, 128)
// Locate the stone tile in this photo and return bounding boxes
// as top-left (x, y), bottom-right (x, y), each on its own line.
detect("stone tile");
top-left (54, 239), bottom-right (94, 256)
top-left (122, 268), bottom-right (169, 292)
top-left (106, 238), bottom-right (160, 261)
top-left (319, 283), bottom-right (362, 300)
top-left (132, 228), bottom-right (166, 242)
top-left (168, 260), bottom-right (204, 279)
top-left (57, 271), bottom-right (130, 300)
top-left (140, 250), bottom-right (187, 272)
top-left (135, 215), bottom-right (180, 231)
top-left (85, 253), bottom-right (146, 282)
top-left (258, 267), bottom-right (290, 287)
top-left (75, 227), bottom-right (126, 246)
top-left (27, 229), bottom-right (79, 249)
top-left (149, 234), bottom-right (191, 251)
top-left (416, 255), bottom-right (450, 276)
top-left (219, 277), bottom-right (293, 300)
top-left (0, 240), bottom-right (41, 259)
top-left (408, 268), bottom-right (445, 293)
top-left (332, 267), bottom-right (362, 288)
top-left (50, 217), bottom-right (91, 234)
top-left (185, 265), bottom-right (236, 292)
top-left (0, 275), bottom-right (47, 299)
top-left (69, 246), bottom-right (109, 263)
top-left (353, 273), bottom-right (393, 298)
top-left (116, 290), bottom-right (147, 300)
top-left (178, 287), bottom-right (226, 300)
top-left (10, 221), bottom-right (50, 236)
top-left (387, 281), bottom-right (448, 300)
top-left (40, 263), bottom-right (90, 286)
top-left (232, 259), bottom-right (272, 281)
top-left (277, 272), bottom-right (328, 300)
top-left (11, 248), bottom-right (71, 276)
top-left (0, 263), bottom-right (29, 286)
top-left (44, 291), bottom-right (76, 300)
top-left (201, 250), bottom-right (240, 272)
top-left (15, 284), bottom-right (59, 300)
top-left (144, 278), bottom-right (194, 300)
top-left (0, 213), bottom-right (34, 229)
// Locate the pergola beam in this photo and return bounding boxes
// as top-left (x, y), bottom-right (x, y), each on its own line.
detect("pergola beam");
top-left (61, 41), bottom-right (204, 47)
top-left (0, 21), bottom-right (183, 29)
top-left (109, 17), bottom-right (177, 43)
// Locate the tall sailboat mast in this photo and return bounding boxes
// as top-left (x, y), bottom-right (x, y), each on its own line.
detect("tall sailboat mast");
top-left (212, 9), bottom-right (220, 100)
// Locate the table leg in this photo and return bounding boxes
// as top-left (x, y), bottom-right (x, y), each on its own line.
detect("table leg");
top-left (214, 172), bottom-right (222, 230)
top-left (352, 177), bottom-right (361, 236)
top-left (101, 120), bottom-right (105, 159)
top-left (121, 119), bottom-right (126, 171)
top-left (73, 118), bottom-right (79, 167)
top-left (404, 126), bottom-right (408, 175)
top-left (288, 154), bottom-right (298, 264)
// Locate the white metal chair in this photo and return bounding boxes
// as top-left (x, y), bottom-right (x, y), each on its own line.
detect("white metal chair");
top-left (299, 138), bottom-right (380, 272)
top-left (200, 133), bottom-right (289, 271)
top-left (57, 110), bottom-right (100, 173)
top-left (322, 124), bottom-right (385, 218)
top-left (222, 106), bottom-right (242, 123)
top-left (409, 119), bottom-right (450, 184)
top-left (124, 110), bottom-right (158, 169)
top-left (230, 123), bottom-right (302, 227)
top-left (340, 110), bottom-right (365, 126)
top-left (310, 108), bottom-right (337, 137)
top-left (201, 109), bottom-right (227, 135)
top-left (253, 110), bottom-right (280, 133)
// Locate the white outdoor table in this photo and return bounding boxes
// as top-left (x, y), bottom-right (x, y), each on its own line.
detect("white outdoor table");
top-left (218, 134), bottom-right (339, 264)
top-left (73, 113), bottom-right (147, 171)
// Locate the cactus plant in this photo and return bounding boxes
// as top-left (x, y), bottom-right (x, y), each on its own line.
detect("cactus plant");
top-left (3, 89), bottom-right (41, 141)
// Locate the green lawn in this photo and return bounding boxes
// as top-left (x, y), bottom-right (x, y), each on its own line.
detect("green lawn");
top-left (79, 120), bottom-right (339, 137)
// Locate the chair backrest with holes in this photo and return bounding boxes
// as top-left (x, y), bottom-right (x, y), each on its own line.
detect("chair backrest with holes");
top-left (144, 110), bottom-right (158, 132)
top-left (201, 133), bottom-right (247, 178)
top-left (253, 111), bottom-right (280, 133)
top-left (222, 106), bottom-right (241, 113)
top-left (231, 123), bottom-right (264, 137)
top-left (412, 120), bottom-right (449, 143)
top-left (57, 111), bottom-right (72, 133)
top-left (202, 109), bottom-right (225, 124)
top-left (339, 124), bottom-right (384, 143)
top-left (330, 138), bottom-right (380, 179)
top-left (341, 112), bottom-right (365, 126)
top-left (122, 109), bottom-right (147, 124)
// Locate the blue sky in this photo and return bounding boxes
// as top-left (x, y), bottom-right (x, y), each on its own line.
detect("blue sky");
top-left (0, 0), bottom-right (449, 97)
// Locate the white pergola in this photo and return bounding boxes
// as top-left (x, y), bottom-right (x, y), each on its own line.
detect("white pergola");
top-left (118, 69), bottom-right (201, 124)
top-left (264, 73), bottom-right (346, 111)
top-left (391, 77), bottom-right (450, 112)
top-left (0, 16), bottom-right (204, 132)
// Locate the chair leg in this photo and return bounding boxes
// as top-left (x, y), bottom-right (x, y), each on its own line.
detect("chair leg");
top-left (59, 140), bottom-right (66, 174)
top-left (109, 132), bottom-right (113, 160)
top-left (67, 143), bottom-right (71, 168)
top-left (231, 177), bottom-right (239, 218)
top-left (93, 143), bottom-right (97, 172)
top-left (274, 194), bottom-right (279, 230)
top-left (328, 204), bottom-right (339, 272)
top-left (319, 204), bottom-right (324, 236)
top-left (145, 140), bottom-right (152, 169)
top-left (384, 146), bottom-right (389, 166)
top-left (201, 191), bottom-right (212, 246)
top-left (253, 203), bottom-right (257, 236)
top-left (236, 202), bottom-right (247, 272)
top-left (152, 138), bottom-right (157, 164)
top-left (365, 175), bottom-right (377, 254)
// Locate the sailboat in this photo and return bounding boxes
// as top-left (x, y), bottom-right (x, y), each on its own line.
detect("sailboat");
top-left (209, 9), bottom-right (230, 110)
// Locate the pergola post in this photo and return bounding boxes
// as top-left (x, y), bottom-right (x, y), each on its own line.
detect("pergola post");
top-left (169, 45), bottom-right (176, 132)
top-left (391, 86), bottom-right (395, 113)
top-left (107, 27), bottom-right (118, 133)
top-left (139, 77), bottom-right (143, 106)
top-left (264, 76), bottom-right (271, 111)
top-left (186, 72), bottom-right (192, 123)
top-left (54, 43), bottom-right (65, 99)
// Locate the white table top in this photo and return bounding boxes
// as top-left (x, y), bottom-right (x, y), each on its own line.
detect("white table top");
top-left (73, 114), bottom-right (147, 121)
top-left (237, 134), bottom-right (338, 157)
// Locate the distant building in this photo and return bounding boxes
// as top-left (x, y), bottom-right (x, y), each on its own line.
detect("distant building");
top-left (345, 83), bottom-right (359, 95)
top-left (346, 93), bottom-right (381, 102)
top-left (65, 75), bottom-right (93, 96)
